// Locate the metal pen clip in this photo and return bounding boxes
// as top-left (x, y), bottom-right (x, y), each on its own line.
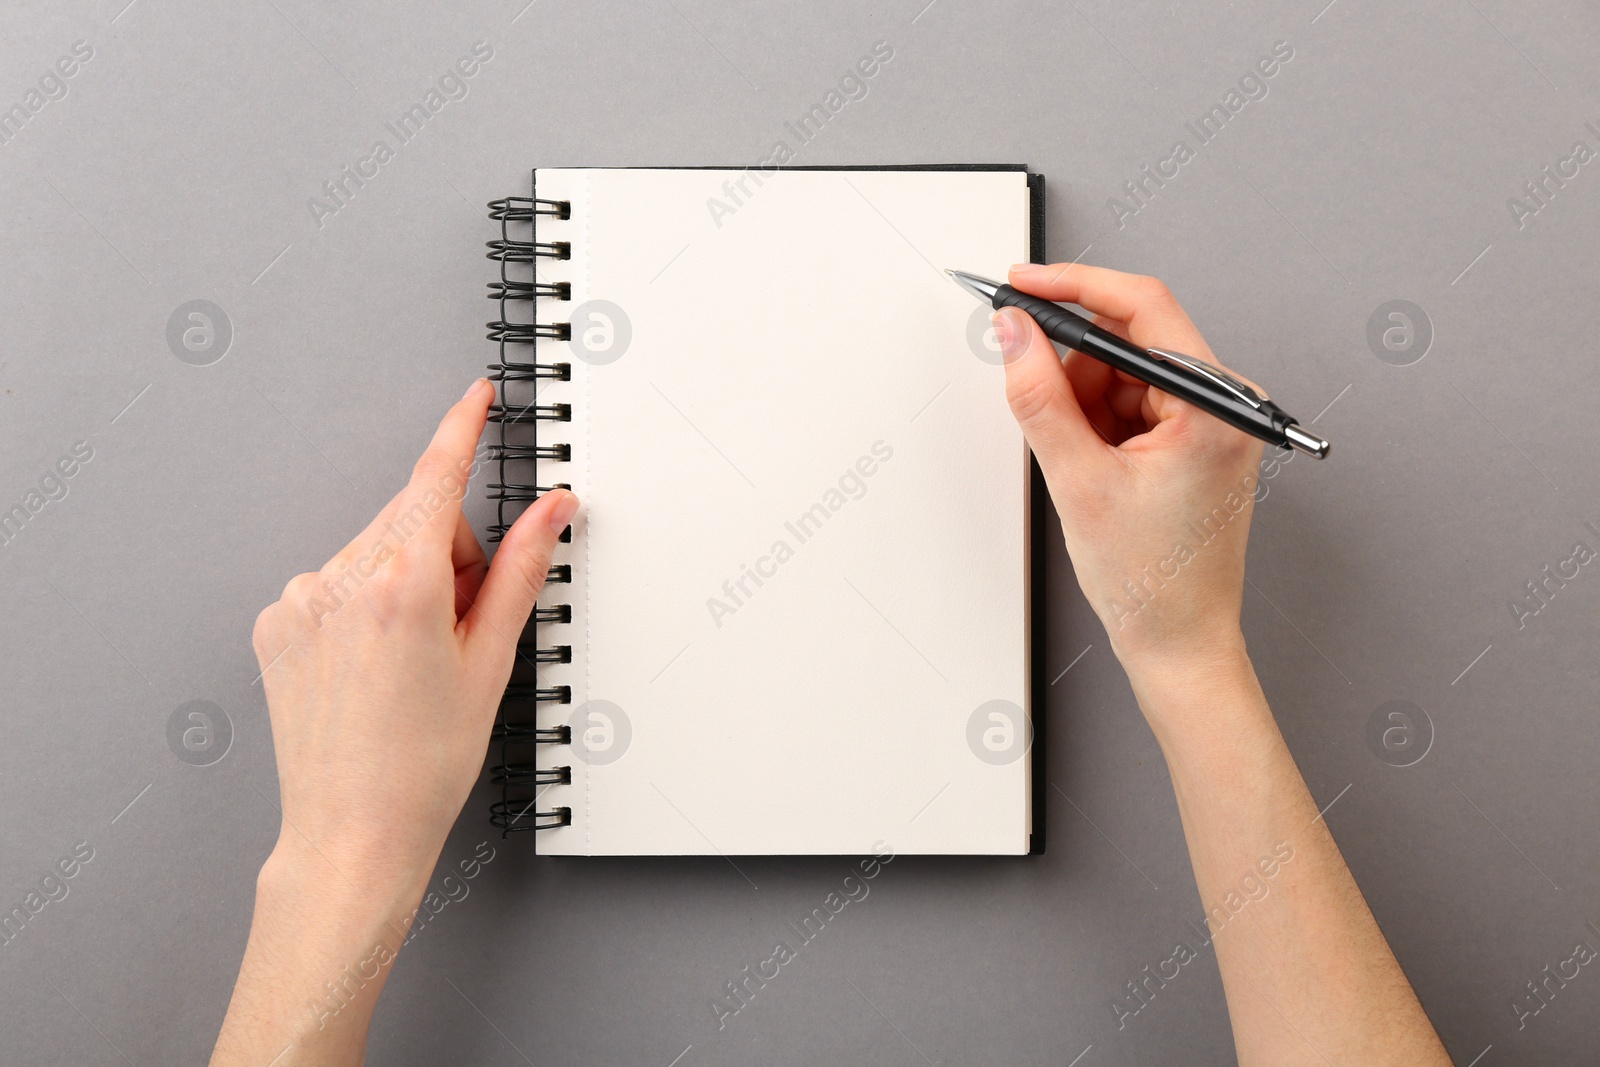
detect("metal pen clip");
top-left (1145, 348), bottom-right (1269, 410)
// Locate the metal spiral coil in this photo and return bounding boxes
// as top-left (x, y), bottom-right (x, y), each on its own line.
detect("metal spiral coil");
top-left (487, 321), bottom-right (572, 343)
top-left (487, 480), bottom-right (570, 504)
top-left (490, 803), bottom-right (571, 830)
top-left (487, 238), bottom-right (569, 262)
top-left (489, 280), bottom-right (571, 300)
top-left (485, 443), bottom-right (571, 462)
top-left (486, 176), bottom-right (576, 835)
top-left (502, 683), bottom-right (572, 705)
top-left (493, 723), bottom-right (573, 744)
top-left (489, 763), bottom-right (572, 787)
top-left (490, 361), bottom-right (571, 383)
top-left (487, 402), bottom-right (570, 424)
top-left (488, 196), bottom-right (570, 221)
top-left (519, 642), bottom-right (573, 664)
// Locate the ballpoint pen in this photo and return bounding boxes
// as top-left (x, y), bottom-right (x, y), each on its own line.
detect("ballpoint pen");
top-left (946, 270), bottom-right (1330, 458)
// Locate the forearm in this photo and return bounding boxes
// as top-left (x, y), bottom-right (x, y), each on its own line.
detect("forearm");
top-left (210, 838), bottom-right (432, 1067)
top-left (1125, 645), bottom-right (1450, 1067)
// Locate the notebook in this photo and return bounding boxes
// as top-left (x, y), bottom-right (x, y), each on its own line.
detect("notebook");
top-left (483, 165), bottom-right (1045, 855)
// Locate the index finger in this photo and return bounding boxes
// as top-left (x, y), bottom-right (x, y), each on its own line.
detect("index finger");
top-left (316, 378), bottom-right (492, 587)
top-left (1007, 263), bottom-right (1202, 352)
top-left (394, 377), bottom-right (494, 545)
top-left (1010, 264), bottom-right (1266, 440)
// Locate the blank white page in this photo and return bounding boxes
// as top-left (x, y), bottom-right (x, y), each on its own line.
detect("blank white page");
top-left (531, 167), bottom-right (1032, 854)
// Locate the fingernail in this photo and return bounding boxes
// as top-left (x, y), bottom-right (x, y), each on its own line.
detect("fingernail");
top-left (463, 377), bottom-right (489, 399)
top-left (1010, 263), bottom-right (1042, 275)
top-left (546, 490), bottom-right (580, 533)
top-left (992, 309), bottom-right (1026, 361)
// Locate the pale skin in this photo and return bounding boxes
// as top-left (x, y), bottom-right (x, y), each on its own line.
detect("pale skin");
top-left (994, 264), bottom-right (1450, 1065)
top-left (211, 270), bottom-right (1452, 1066)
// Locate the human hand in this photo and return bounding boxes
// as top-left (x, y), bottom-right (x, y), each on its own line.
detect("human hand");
top-left (994, 269), bottom-right (1456, 1067)
top-left (995, 264), bottom-right (1263, 683)
top-left (252, 378), bottom-right (579, 898)
top-left (212, 380), bottom-right (578, 1065)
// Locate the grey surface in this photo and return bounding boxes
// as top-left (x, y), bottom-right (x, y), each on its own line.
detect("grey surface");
top-left (2, 0), bottom-right (1598, 1063)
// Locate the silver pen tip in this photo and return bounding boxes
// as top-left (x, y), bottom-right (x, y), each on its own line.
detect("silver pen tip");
top-left (945, 269), bottom-right (1002, 305)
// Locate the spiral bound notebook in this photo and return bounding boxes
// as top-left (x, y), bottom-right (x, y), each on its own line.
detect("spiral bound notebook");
top-left (484, 165), bottom-right (1045, 855)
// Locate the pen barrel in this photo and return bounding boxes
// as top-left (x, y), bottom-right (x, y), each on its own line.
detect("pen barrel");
top-left (992, 285), bottom-right (1294, 446)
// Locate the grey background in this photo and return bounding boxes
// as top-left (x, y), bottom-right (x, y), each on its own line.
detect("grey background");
top-left (2, 0), bottom-right (1597, 1063)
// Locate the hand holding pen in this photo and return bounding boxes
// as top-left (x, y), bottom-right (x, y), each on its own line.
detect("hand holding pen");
top-left (949, 265), bottom-right (1328, 458)
top-left (964, 263), bottom-right (1451, 1066)
top-left (971, 262), bottom-right (1279, 669)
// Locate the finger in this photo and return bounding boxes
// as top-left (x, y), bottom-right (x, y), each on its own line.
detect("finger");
top-left (1107, 378), bottom-right (1148, 424)
top-left (1058, 349), bottom-right (1126, 444)
top-left (325, 380), bottom-right (492, 573)
top-left (1081, 313), bottom-right (1164, 432)
top-left (1008, 263), bottom-right (1207, 358)
top-left (452, 512), bottom-right (489, 621)
top-left (1079, 392), bottom-right (1122, 446)
top-left (1141, 386), bottom-right (1162, 429)
top-left (395, 378), bottom-right (495, 549)
top-left (328, 482), bottom-right (416, 575)
top-left (1061, 345), bottom-right (1114, 405)
top-left (462, 490), bottom-right (581, 665)
top-left (1088, 315), bottom-right (1135, 352)
top-left (995, 306), bottom-right (1112, 478)
top-left (1009, 262), bottom-right (1190, 333)
top-left (1087, 309), bottom-right (1255, 439)
top-left (1054, 336), bottom-right (1136, 444)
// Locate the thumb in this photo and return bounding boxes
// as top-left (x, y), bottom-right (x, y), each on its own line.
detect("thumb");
top-left (462, 489), bottom-right (580, 664)
top-left (995, 306), bottom-right (1110, 479)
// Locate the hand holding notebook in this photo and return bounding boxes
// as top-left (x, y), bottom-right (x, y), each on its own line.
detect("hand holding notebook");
top-left (215, 384), bottom-right (578, 1065)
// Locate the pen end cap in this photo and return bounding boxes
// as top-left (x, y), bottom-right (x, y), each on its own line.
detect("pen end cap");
top-left (1284, 424), bottom-right (1330, 459)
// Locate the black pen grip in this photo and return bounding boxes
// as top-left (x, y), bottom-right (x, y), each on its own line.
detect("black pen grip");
top-left (991, 284), bottom-right (1293, 444)
top-left (992, 285), bottom-right (1096, 352)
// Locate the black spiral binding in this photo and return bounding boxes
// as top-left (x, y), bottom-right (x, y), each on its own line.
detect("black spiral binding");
top-left (485, 181), bottom-right (574, 835)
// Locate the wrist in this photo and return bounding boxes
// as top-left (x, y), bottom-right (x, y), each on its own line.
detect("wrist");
top-left (211, 840), bottom-right (430, 1063)
top-left (1102, 602), bottom-right (1249, 682)
top-left (260, 832), bottom-right (433, 930)
top-left (251, 834), bottom-right (435, 1000)
top-left (1118, 636), bottom-right (1279, 763)
top-left (266, 799), bottom-right (450, 897)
